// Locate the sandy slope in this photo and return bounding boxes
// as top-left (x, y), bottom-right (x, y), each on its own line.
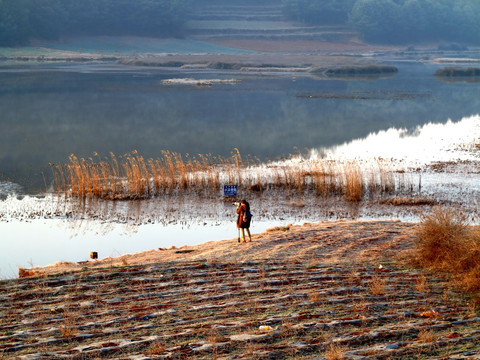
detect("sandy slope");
top-left (33, 220), bottom-right (417, 276)
top-left (6, 220), bottom-right (480, 359)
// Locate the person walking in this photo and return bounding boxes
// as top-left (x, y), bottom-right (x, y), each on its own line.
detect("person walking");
top-left (236, 199), bottom-right (252, 243)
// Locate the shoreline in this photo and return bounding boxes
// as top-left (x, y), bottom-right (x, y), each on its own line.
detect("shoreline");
top-left (26, 219), bottom-right (418, 278)
top-left (0, 38), bottom-right (461, 67)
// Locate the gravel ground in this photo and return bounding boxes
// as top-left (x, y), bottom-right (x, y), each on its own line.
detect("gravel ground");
top-left (3, 220), bottom-right (479, 359)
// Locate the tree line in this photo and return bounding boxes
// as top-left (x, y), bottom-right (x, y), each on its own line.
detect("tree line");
top-left (282, 0), bottom-right (480, 44)
top-left (0, 0), bottom-right (191, 46)
top-left (1, 0), bottom-right (479, 47)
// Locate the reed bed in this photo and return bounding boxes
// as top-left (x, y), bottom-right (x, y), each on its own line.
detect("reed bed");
top-left (50, 150), bottom-right (415, 201)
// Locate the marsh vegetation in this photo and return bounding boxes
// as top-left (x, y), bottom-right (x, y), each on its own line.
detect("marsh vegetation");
top-left (50, 149), bottom-right (417, 204)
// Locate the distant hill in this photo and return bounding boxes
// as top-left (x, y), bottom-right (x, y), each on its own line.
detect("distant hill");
top-left (2, 0), bottom-right (479, 48)
top-left (186, 1), bottom-right (358, 44)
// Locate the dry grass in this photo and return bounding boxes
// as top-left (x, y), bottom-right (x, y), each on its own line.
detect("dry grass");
top-left (18, 268), bottom-right (38, 278)
top-left (417, 328), bottom-right (438, 343)
top-left (6, 235), bottom-right (480, 359)
top-left (343, 161), bottom-right (364, 202)
top-left (147, 342), bottom-right (166, 355)
top-left (266, 225), bottom-right (292, 232)
top-left (325, 343), bottom-right (346, 360)
top-left (369, 275), bottom-right (387, 295)
top-left (414, 207), bottom-right (480, 293)
top-left (58, 310), bottom-right (78, 338)
top-left (352, 299), bottom-right (369, 314)
top-left (308, 291), bottom-right (322, 303)
top-left (51, 150), bottom-right (414, 202)
top-left (415, 274), bottom-right (429, 293)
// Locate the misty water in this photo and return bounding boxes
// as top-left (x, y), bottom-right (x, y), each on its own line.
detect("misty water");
top-left (1, 61), bottom-right (480, 277)
top-left (2, 61), bottom-right (480, 193)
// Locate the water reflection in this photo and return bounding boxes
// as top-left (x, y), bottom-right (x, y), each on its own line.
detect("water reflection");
top-left (1, 180), bottom-right (477, 279)
top-left (0, 218), bottom-right (275, 279)
top-left (1, 62), bottom-right (480, 193)
top-left (436, 76), bottom-right (480, 84)
top-left (310, 73), bottom-right (398, 82)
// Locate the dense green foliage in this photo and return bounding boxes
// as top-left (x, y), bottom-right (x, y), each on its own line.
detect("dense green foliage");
top-left (349, 0), bottom-right (480, 44)
top-left (0, 0), bottom-right (191, 46)
top-left (282, 0), bottom-right (480, 44)
top-left (0, 0), bottom-right (31, 46)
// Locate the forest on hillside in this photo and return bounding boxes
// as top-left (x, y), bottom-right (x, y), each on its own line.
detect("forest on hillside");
top-left (1, 0), bottom-right (479, 47)
top-left (0, 0), bottom-right (191, 46)
top-left (283, 0), bottom-right (480, 44)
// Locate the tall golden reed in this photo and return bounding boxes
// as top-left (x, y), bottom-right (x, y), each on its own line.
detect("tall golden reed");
top-left (343, 161), bottom-right (364, 202)
top-left (51, 150), bottom-right (413, 201)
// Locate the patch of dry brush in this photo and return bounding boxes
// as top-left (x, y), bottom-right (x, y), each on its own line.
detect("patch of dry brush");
top-left (414, 207), bottom-right (480, 293)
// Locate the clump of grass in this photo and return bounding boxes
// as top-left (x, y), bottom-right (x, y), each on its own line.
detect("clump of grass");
top-left (52, 150), bottom-right (242, 199)
top-left (59, 311), bottom-right (77, 338)
top-left (369, 275), bottom-right (386, 295)
top-left (352, 299), bottom-right (369, 314)
top-left (267, 225), bottom-right (291, 232)
top-left (207, 328), bottom-right (228, 343)
top-left (343, 161), bottom-right (364, 202)
top-left (325, 343), bottom-right (346, 360)
top-left (376, 159), bottom-right (396, 194)
top-left (417, 328), bottom-right (437, 343)
top-left (289, 200), bottom-right (305, 208)
top-left (415, 274), bottom-right (429, 293)
top-left (435, 67), bottom-right (480, 77)
top-left (18, 268), bottom-right (37, 278)
top-left (414, 207), bottom-right (480, 293)
top-left (308, 291), bottom-right (322, 303)
top-left (120, 256), bottom-right (129, 266)
top-left (147, 342), bottom-right (166, 355)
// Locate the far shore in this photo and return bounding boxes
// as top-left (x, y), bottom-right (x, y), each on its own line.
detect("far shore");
top-left (3, 38), bottom-right (479, 71)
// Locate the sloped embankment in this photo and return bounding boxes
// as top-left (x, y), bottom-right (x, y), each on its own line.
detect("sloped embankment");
top-left (2, 221), bottom-right (480, 359)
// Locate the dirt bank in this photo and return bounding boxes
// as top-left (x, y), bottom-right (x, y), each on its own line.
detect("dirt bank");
top-left (33, 220), bottom-right (417, 277)
top-left (4, 220), bottom-right (480, 359)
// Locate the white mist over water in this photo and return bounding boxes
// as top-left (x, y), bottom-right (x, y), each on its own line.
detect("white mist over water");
top-left (314, 115), bottom-right (480, 167)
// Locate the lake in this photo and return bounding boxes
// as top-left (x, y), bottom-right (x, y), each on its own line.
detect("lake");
top-left (1, 61), bottom-right (480, 194)
top-left (1, 60), bottom-right (480, 277)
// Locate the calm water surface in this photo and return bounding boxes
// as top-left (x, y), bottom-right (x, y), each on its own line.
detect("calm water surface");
top-left (1, 62), bottom-right (480, 193)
